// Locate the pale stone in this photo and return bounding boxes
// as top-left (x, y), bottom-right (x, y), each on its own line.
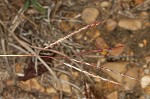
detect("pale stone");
top-left (107, 91), bottom-right (118, 99)
top-left (101, 62), bottom-right (128, 83)
top-left (144, 69), bottom-right (149, 74)
top-left (81, 8), bottom-right (99, 24)
top-left (19, 78), bottom-right (45, 92)
top-left (139, 43), bottom-right (144, 48)
top-left (101, 1), bottom-right (110, 7)
top-left (140, 75), bottom-right (150, 88)
top-left (101, 62), bottom-right (140, 90)
top-left (145, 56), bottom-right (150, 63)
top-left (123, 66), bottom-right (139, 90)
top-left (59, 74), bottom-right (72, 94)
top-left (140, 12), bottom-right (149, 20)
top-left (106, 19), bottom-right (117, 32)
top-left (118, 19), bottom-right (142, 31)
top-left (45, 87), bottom-right (57, 94)
top-left (95, 37), bottom-right (108, 50)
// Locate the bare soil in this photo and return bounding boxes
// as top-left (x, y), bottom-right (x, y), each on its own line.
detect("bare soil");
top-left (0, 0), bottom-right (150, 99)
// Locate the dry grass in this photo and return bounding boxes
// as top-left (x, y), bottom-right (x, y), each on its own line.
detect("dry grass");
top-left (0, 0), bottom-right (150, 98)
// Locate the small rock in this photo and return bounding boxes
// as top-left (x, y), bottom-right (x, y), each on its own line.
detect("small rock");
top-left (51, 94), bottom-right (59, 99)
top-left (118, 19), bottom-right (142, 31)
top-left (86, 29), bottom-right (100, 42)
top-left (86, 29), bottom-right (100, 38)
top-left (59, 74), bottom-right (71, 94)
top-left (72, 71), bottom-right (79, 79)
top-left (144, 85), bottom-right (150, 94)
top-left (143, 21), bottom-right (150, 28)
top-left (6, 79), bottom-right (14, 86)
top-left (15, 63), bottom-right (24, 77)
top-left (107, 91), bottom-right (118, 99)
top-left (95, 37), bottom-right (108, 49)
top-left (27, 9), bottom-right (38, 15)
top-left (144, 56), bottom-right (150, 63)
top-left (102, 62), bottom-right (140, 90)
top-left (144, 39), bottom-right (148, 46)
top-left (144, 69), bottom-right (149, 74)
top-left (140, 75), bottom-right (150, 88)
top-left (139, 96), bottom-right (145, 99)
top-left (81, 7), bottom-right (99, 24)
top-left (139, 43), bottom-right (144, 48)
top-left (74, 33), bottom-right (83, 40)
top-left (94, 77), bottom-right (101, 83)
top-left (0, 71), bottom-right (10, 81)
top-left (59, 13), bottom-right (81, 32)
top-left (19, 78), bottom-right (45, 92)
top-left (106, 19), bottom-right (117, 32)
top-left (59, 21), bottom-right (75, 32)
top-left (45, 87), bottom-right (57, 94)
top-left (101, 1), bottom-right (110, 7)
top-left (101, 62), bottom-right (128, 83)
top-left (143, 64), bottom-right (147, 68)
top-left (140, 12), bottom-right (149, 20)
top-left (123, 66), bottom-right (139, 90)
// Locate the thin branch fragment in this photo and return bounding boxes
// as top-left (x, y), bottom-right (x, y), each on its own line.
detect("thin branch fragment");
top-left (44, 21), bottom-right (105, 49)
top-left (72, 59), bottom-right (140, 82)
top-left (52, 57), bottom-right (122, 85)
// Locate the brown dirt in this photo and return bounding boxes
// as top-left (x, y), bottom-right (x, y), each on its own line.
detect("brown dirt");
top-left (0, 0), bottom-right (150, 99)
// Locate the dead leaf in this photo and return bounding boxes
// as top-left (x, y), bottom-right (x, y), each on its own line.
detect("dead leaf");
top-left (109, 43), bottom-right (124, 56)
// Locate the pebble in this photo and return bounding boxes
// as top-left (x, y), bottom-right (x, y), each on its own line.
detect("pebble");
top-left (101, 1), bottom-right (110, 8)
top-left (139, 96), bottom-right (145, 99)
top-left (45, 87), bottom-right (57, 94)
top-left (106, 19), bottom-right (117, 32)
top-left (86, 29), bottom-right (100, 38)
top-left (123, 66), bottom-right (140, 90)
top-left (19, 78), bottom-right (45, 92)
top-left (140, 75), bottom-right (150, 88)
top-left (102, 62), bottom-right (140, 90)
top-left (72, 71), bottom-right (79, 79)
top-left (81, 7), bottom-right (99, 24)
top-left (140, 12), bottom-right (149, 20)
top-left (59, 74), bottom-right (72, 94)
top-left (107, 91), bottom-right (118, 99)
top-left (145, 56), bottom-right (150, 63)
top-left (95, 37), bottom-right (108, 49)
top-left (101, 62), bottom-right (128, 83)
top-left (144, 86), bottom-right (150, 94)
top-left (86, 29), bottom-right (100, 42)
top-left (118, 19), bottom-right (142, 31)
top-left (139, 43), bottom-right (144, 48)
top-left (144, 69), bottom-right (149, 74)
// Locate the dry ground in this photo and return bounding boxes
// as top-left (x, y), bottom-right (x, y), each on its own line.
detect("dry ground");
top-left (0, 0), bottom-right (150, 99)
